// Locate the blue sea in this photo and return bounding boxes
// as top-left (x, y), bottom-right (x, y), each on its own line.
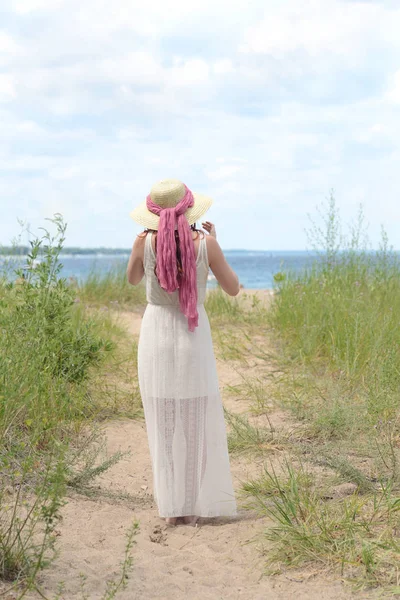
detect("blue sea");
top-left (22, 250), bottom-right (318, 289)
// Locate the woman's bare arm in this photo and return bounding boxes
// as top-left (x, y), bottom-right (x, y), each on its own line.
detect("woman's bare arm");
top-left (126, 234), bottom-right (145, 285)
top-left (206, 236), bottom-right (240, 296)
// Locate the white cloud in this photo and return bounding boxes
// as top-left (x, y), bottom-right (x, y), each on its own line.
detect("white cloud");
top-left (1, 0), bottom-right (400, 249)
top-left (0, 154), bottom-right (59, 171)
top-left (15, 120), bottom-right (44, 134)
top-left (387, 70), bottom-right (400, 104)
top-left (239, 2), bottom-right (400, 70)
top-left (213, 59), bottom-right (234, 75)
top-left (206, 165), bottom-right (244, 181)
top-left (98, 52), bottom-right (163, 86)
top-left (0, 74), bottom-right (16, 101)
top-left (242, 1), bottom-right (371, 54)
top-left (48, 166), bottom-right (81, 180)
top-left (173, 58), bottom-right (210, 85)
top-left (0, 32), bottom-right (22, 65)
top-left (11, 0), bottom-right (64, 14)
top-left (216, 157), bottom-right (248, 164)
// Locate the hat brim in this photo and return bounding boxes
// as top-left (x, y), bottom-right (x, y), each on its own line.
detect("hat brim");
top-left (129, 192), bottom-right (213, 230)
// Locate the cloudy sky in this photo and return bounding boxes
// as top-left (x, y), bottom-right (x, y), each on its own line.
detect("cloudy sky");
top-left (1, 0), bottom-right (400, 250)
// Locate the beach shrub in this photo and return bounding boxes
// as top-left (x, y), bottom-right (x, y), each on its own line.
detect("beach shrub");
top-left (270, 196), bottom-right (400, 424)
top-left (0, 216), bottom-right (115, 590)
top-left (76, 262), bottom-right (146, 308)
top-left (264, 195), bottom-right (400, 589)
top-left (241, 458), bottom-right (400, 587)
top-left (205, 285), bottom-right (243, 320)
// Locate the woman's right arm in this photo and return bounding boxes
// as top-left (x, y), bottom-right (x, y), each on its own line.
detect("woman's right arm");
top-left (126, 234), bottom-right (145, 285)
top-left (206, 236), bottom-right (240, 296)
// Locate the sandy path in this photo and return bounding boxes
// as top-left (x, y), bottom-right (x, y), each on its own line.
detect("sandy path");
top-left (24, 309), bottom-right (363, 600)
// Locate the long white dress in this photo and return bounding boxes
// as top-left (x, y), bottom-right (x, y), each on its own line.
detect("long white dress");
top-left (137, 232), bottom-right (237, 518)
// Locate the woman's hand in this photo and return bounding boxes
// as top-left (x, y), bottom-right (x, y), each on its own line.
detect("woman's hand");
top-left (202, 221), bottom-right (217, 239)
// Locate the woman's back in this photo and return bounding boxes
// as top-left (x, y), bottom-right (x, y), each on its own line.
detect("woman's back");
top-left (138, 229), bottom-right (237, 519)
top-left (143, 231), bottom-right (209, 307)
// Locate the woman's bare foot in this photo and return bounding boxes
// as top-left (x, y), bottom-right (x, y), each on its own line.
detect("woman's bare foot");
top-left (165, 517), bottom-right (178, 527)
top-left (182, 515), bottom-right (199, 526)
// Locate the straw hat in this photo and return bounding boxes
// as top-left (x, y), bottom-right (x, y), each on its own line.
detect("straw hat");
top-left (129, 179), bottom-right (213, 230)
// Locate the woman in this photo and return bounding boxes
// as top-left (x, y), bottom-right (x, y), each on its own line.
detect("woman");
top-left (127, 178), bottom-right (239, 527)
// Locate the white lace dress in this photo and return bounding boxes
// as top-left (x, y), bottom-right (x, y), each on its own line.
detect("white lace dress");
top-left (137, 232), bottom-right (237, 518)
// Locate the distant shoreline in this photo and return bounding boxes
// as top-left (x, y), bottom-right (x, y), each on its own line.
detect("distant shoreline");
top-left (1, 247), bottom-right (133, 257)
top-left (1, 246), bottom-right (316, 257)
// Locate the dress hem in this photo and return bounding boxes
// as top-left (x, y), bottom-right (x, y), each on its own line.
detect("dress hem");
top-left (158, 509), bottom-right (238, 518)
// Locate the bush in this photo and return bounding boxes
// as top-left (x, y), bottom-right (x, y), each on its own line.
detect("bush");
top-left (265, 196), bottom-right (400, 589)
top-left (76, 263), bottom-right (146, 308)
top-left (270, 196), bottom-right (400, 421)
top-left (0, 215), bottom-right (114, 588)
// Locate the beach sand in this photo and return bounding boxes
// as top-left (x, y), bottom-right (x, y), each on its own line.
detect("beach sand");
top-left (17, 295), bottom-right (370, 600)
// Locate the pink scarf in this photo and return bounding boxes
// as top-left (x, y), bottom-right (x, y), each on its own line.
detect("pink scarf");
top-left (146, 185), bottom-right (198, 332)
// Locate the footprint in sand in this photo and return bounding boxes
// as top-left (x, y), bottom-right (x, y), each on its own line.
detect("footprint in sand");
top-left (149, 524), bottom-right (168, 546)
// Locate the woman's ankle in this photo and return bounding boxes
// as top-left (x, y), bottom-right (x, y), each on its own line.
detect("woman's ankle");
top-left (183, 515), bottom-right (199, 526)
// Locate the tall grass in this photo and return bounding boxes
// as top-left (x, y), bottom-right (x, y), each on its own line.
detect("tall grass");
top-left (0, 216), bottom-right (136, 596)
top-left (205, 285), bottom-right (271, 367)
top-left (271, 196), bottom-right (400, 433)
top-left (262, 196), bottom-right (400, 589)
top-left (241, 458), bottom-right (400, 588)
top-left (225, 409), bottom-right (276, 455)
top-left (75, 263), bottom-right (146, 308)
top-left (205, 285), bottom-right (269, 325)
top-left (204, 285), bottom-right (243, 320)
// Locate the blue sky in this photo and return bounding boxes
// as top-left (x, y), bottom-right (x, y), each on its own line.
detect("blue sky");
top-left (1, 0), bottom-right (400, 251)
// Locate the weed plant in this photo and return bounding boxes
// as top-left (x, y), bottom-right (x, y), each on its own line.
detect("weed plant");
top-left (0, 216), bottom-right (133, 595)
top-left (270, 196), bottom-right (400, 471)
top-left (241, 458), bottom-right (400, 590)
top-left (262, 195), bottom-right (400, 589)
top-left (224, 409), bottom-right (275, 456)
top-left (75, 264), bottom-right (146, 308)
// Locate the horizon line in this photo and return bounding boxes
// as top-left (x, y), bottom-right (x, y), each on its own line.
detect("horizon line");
top-left (1, 245), bottom-right (398, 254)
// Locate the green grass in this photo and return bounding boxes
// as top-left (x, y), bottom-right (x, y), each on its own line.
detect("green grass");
top-left (241, 458), bottom-right (400, 590)
top-left (205, 285), bottom-right (244, 320)
top-left (0, 216), bottom-right (141, 596)
top-left (269, 199), bottom-right (400, 475)
top-left (258, 197), bottom-right (400, 590)
top-left (225, 409), bottom-right (276, 456)
top-left (205, 286), bottom-right (271, 368)
top-left (205, 198), bottom-right (400, 592)
top-left (74, 263), bottom-right (146, 308)
top-left (205, 285), bottom-right (269, 325)
top-left (225, 374), bottom-right (276, 416)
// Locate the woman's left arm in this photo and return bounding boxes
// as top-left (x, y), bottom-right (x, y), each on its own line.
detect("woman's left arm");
top-left (126, 234), bottom-right (145, 285)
